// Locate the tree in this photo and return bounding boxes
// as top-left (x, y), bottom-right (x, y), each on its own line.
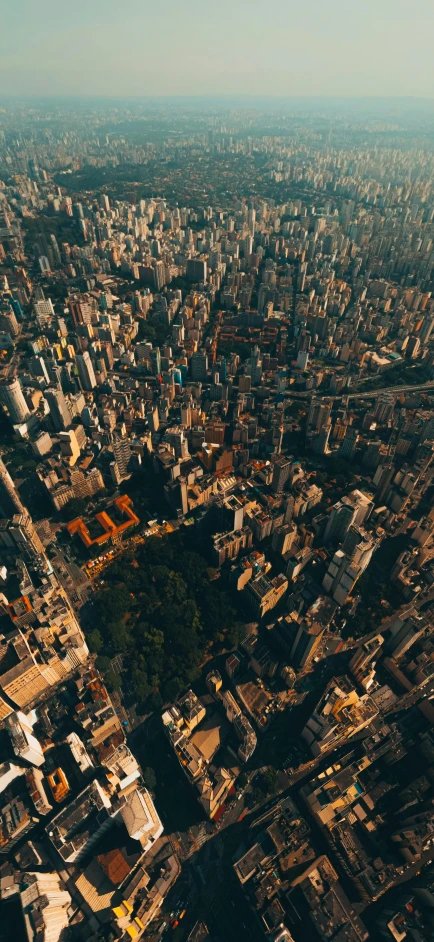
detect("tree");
top-left (163, 676), bottom-right (184, 702)
top-left (250, 786), bottom-right (265, 806)
top-left (105, 620), bottom-right (132, 655)
top-left (262, 768), bottom-right (279, 794)
top-left (149, 691), bottom-right (164, 711)
top-left (104, 670), bottom-right (122, 693)
top-left (142, 766), bottom-right (156, 791)
top-left (20, 459), bottom-right (38, 472)
top-left (138, 322), bottom-right (156, 342)
top-left (95, 655), bottom-right (112, 672)
top-left (226, 621), bottom-right (247, 649)
top-left (85, 527), bottom-right (255, 717)
top-left (87, 629), bottom-right (103, 654)
top-left (95, 586), bottom-right (132, 627)
top-left (62, 497), bottom-right (87, 521)
top-left (131, 668), bottom-right (152, 705)
top-left (151, 565), bottom-right (170, 585)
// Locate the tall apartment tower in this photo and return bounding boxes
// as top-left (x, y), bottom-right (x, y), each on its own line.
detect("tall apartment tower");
top-left (0, 456), bottom-right (27, 517)
top-left (0, 377), bottom-right (30, 424)
top-left (191, 351), bottom-right (208, 381)
top-left (324, 500), bottom-right (357, 544)
top-left (76, 351), bottom-right (97, 391)
top-left (338, 427), bottom-right (358, 461)
top-left (9, 513), bottom-right (46, 559)
top-left (20, 872), bottom-right (71, 941)
top-left (349, 634), bottom-right (384, 688)
top-left (112, 439), bottom-right (132, 478)
top-left (271, 455), bottom-right (292, 493)
top-left (284, 496), bottom-right (294, 524)
top-left (290, 620), bottom-right (325, 669)
top-left (0, 307), bottom-right (20, 338)
top-left (45, 388), bottom-right (72, 431)
top-left (150, 347), bottom-right (161, 376)
top-left (0, 458), bottom-right (45, 559)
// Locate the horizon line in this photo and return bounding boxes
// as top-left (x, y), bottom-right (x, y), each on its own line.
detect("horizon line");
top-left (1, 93), bottom-right (434, 102)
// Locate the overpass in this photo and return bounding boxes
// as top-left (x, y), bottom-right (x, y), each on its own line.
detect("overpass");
top-left (286, 380), bottom-right (434, 404)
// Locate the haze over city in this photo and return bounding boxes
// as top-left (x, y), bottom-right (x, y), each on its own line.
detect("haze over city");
top-left (2, 0), bottom-right (434, 98)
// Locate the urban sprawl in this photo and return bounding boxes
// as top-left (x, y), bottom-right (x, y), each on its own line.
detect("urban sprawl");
top-left (1, 99), bottom-right (434, 942)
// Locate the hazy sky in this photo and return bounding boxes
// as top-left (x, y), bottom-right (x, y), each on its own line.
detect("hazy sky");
top-left (1, 0), bottom-right (434, 99)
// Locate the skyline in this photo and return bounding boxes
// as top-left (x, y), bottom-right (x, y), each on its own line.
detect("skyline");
top-left (2, 0), bottom-right (433, 99)
top-left (2, 94), bottom-right (434, 942)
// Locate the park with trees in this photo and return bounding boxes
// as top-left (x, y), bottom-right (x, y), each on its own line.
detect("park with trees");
top-left (85, 530), bottom-right (248, 714)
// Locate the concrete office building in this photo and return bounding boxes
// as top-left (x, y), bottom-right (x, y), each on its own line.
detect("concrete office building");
top-left (0, 377), bottom-right (30, 424)
top-left (76, 351), bottom-right (97, 391)
top-left (45, 387), bottom-right (72, 431)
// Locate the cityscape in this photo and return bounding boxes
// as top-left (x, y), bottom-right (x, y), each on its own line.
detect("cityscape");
top-left (2, 92), bottom-right (434, 942)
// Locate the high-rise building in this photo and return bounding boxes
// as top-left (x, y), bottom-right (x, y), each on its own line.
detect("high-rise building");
top-left (19, 872), bottom-right (72, 942)
top-left (0, 456), bottom-right (26, 517)
top-left (76, 351), bottom-right (97, 391)
top-left (186, 257), bottom-right (207, 282)
top-left (307, 400), bottom-right (331, 433)
top-left (324, 491), bottom-right (372, 544)
top-left (312, 425), bottom-right (331, 455)
top-left (271, 455), bottom-right (292, 493)
top-left (46, 780), bottom-right (117, 863)
top-left (284, 495), bottom-right (295, 524)
top-left (218, 494), bottom-right (245, 532)
top-left (385, 612), bottom-right (427, 659)
top-left (148, 405), bottom-right (159, 432)
top-left (119, 786), bottom-right (163, 851)
top-left (297, 350), bottom-right (309, 370)
top-left (8, 513), bottom-right (46, 560)
top-left (44, 387), bottom-right (72, 431)
top-left (302, 676), bottom-right (378, 757)
top-left (349, 635), bottom-right (384, 689)
top-left (0, 377), bottom-right (30, 424)
top-left (290, 619), bottom-right (325, 669)
top-left (0, 794), bottom-right (38, 855)
top-left (322, 535), bottom-right (375, 606)
top-left (420, 314), bottom-right (434, 344)
top-left (374, 463), bottom-right (395, 505)
top-left (59, 430), bottom-right (81, 466)
top-left (150, 347), bottom-right (161, 376)
top-left (5, 710), bottom-right (45, 767)
top-left (324, 500), bottom-right (357, 544)
top-left (0, 305), bottom-right (20, 338)
top-left (29, 355), bottom-right (50, 385)
top-left (164, 428), bottom-right (189, 459)
top-left (246, 346), bottom-right (262, 385)
top-left (272, 523), bottom-right (297, 555)
top-left (112, 439), bottom-right (132, 478)
top-left (181, 404), bottom-right (191, 427)
top-left (338, 427), bottom-right (358, 461)
top-left (374, 396), bottom-right (395, 424)
top-left (191, 351), bottom-right (208, 381)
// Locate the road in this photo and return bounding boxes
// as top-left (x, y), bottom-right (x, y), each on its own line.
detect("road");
top-left (285, 379), bottom-right (434, 403)
top-left (361, 846), bottom-right (434, 930)
top-left (157, 823), bottom-right (263, 942)
top-left (345, 380), bottom-right (434, 401)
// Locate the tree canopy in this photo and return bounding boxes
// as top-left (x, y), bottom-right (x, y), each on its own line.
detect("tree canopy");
top-left (86, 531), bottom-right (244, 713)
